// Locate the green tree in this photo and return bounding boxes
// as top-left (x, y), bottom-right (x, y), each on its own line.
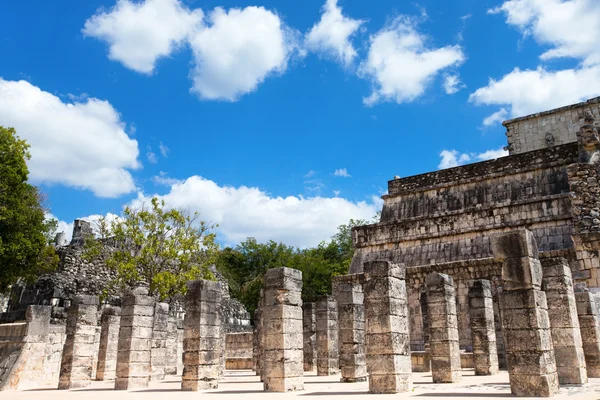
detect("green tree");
top-left (0, 126), bottom-right (58, 292)
top-left (85, 197), bottom-right (219, 300)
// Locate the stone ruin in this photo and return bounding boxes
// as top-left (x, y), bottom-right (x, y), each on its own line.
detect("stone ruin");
top-left (2, 98), bottom-right (600, 396)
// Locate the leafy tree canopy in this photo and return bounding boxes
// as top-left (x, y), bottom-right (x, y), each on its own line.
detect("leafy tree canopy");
top-left (0, 126), bottom-right (58, 292)
top-left (84, 197), bottom-right (219, 301)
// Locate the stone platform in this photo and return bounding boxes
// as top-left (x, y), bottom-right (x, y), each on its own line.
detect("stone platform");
top-left (10, 369), bottom-right (600, 399)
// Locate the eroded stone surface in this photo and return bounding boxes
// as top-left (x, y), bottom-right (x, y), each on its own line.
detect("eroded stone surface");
top-left (262, 267), bottom-right (304, 392)
top-left (364, 261), bottom-right (411, 394)
top-left (302, 302), bottom-right (316, 372)
top-left (96, 305), bottom-right (121, 381)
top-left (468, 280), bottom-right (499, 376)
top-left (315, 295), bottom-right (338, 376)
top-left (574, 287), bottom-right (600, 378)
top-left (182, 280), bottom-right (222, 391)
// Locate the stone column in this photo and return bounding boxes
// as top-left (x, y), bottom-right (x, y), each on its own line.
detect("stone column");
top-left (151, 302), bottom-right (169, 381)
top-left (253, 304), bottom-right (262, 376)
top-left (316, 295), bottom-right (338, 376)
top-left (302, 302), bottom-right (316, 372)
top-left (333, 274), bottom-right (367, 382)
top-left (176, 319), bottom-right (184, 375)
top-left (541, 258), bottom-right (587, 384)
top-left (363, 260), bottom-right (411, 394)
top-left (258, 289), bottom-right (266, 382)
top-left (115, 286), bottom-right (155, 390)
top-left (491, 229), bottom-right (559, 397)
top-left (58, 295), bottom-right (99, 389)
top-left (426, 273), bottom-right (461, 383)
top-left (182, 279), bottom-right (222, 391)
top-left (262, 267), bottom-right (304, 392)
top-left (575, 287), bottom-right (600, 378)
top-left (468, 280), bottom-right (499, 376)
top-left (165, 313), bottom-right (178, 375)
top-left (96, 305), bottom-right (121, 381)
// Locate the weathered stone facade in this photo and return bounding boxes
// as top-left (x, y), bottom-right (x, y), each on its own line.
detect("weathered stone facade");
top-left (182, 280), bottom-right (222, 391)
top-left (333, 274), bottom-right (366, 382)
top-left (115, 286), bottom-right (155, 390)
top-left (467, 280), bottom-right (499, 376)
top-left (58, 295), bottom-right (99, 389)
top-left (262, 267), bottom-right (303, 392)
top-left (315, 295), bottom-right (338, 376)
top-left (574, 287), bottom-right (600, 378)
top-left (96, 305), bottom-right (121, 381)
top-left (302, 302), bottom-right (316, 372)
top-left (492, 230), bottom-right (559, 397)
top-left (363, 261), bottom-right (411, 394)
top-left (425, 273), bottom-right (461, 383)
top-left (541, 258), bottom-right (587, 384)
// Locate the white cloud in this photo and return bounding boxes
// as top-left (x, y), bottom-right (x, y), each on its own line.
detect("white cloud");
top-left (152, 171), bottom-right (181, 186)
top-left (0, 79), bottom-right (140, 197)
top-left (489, 0), bottom-right (600, 66)
top-left (438, 147), bottom-right (508, 169)
top-left (305, 0), bottom-right (364, 66)
top-left (304, 170), bottom-right (317, 178)
top-left (483, 108), bottom-right (509, 126)
top-left (333, 168), bottom-right (351, 177)
top-left (469, 65), bottom-right (600, 117)
top-left (131, 176), bottom-right (378, 247)
top-left (443, 74), bottom-right (464, 94)
top-left (83, 0), bottom-right (202, 74)
top-left (159, 141), bottom-right (169, 157)
top-left (189, 6), bottom-right (298, 101)
top-left (333, 190), bottom-right (341, 197)
top-left (358, 16), bottom-right (465, 105)
top-left (147, 146), bottom-right (158, 164)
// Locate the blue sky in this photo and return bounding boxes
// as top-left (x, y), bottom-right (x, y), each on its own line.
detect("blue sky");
top-left (1, 0), bottom-right (600, 247)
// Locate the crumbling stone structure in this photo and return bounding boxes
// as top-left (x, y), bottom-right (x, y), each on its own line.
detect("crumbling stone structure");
top-left (363, 261), bottom-right (411, 394)
top-left (315, 295), bottom-right (338, 376)
top-left (96, 305), bottom-right (121, 381)
top-left (165, 313), bottom-right (178, 375)
top-left (0, 305), bottom-right (52, 390)
top-left (333, 274), bottom-right (366, 382)
top-left (58, 295), bottom-right (99, 389)
top-left (425, 273), bottom-right (461, 383)
top-left (302, 302), bottom-right (316, 372)
top-left (151, 302), bottom-right (169, 381)
top-left (253, 300), bottom-right (263, 377)
top-left (492, 230), bottom-right (559, 397)
top-left (182, 279), bottom-right (222, 391)
top-left (351, 97), bottom-right (600, 356)
top-left (115, 286), bottom-right (155, 390)
top-left (468, 280), bottom-right (499, 376)
top-left (262, 267), bottom-right (303, 392)
top-left (541, 258), bottom-right (587, 384)
top-left (574, 286), bottom-right (600, 377)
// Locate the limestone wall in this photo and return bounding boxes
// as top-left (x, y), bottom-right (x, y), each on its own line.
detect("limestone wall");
top-left (225, 332), bottom-right (253, 370)
top-left (503, 97), bottom-right (600, 155)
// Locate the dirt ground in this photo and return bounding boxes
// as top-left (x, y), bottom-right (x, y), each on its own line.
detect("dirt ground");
top-left (8, 369), bottom-right (600, 399)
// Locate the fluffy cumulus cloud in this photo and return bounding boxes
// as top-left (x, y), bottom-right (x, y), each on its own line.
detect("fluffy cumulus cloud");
top-left (470, 65), bottom-right (600, 117)
top-left (358, 17), bottom-right (465, 105)
top-left (473, 0), bottom-right (600, 122)
top-left (438, 147), bottom-right (508, 169)
top-left (443, 74), bottom-right (463, 95)
top-left (0, 79), bottom-right (140, 197)
top-left (490, 0), bottom-right (600, 66)
top-left (305, 0), bottom-right (364, 66)
top-left (131, 176), bottom-right (378, 247)
top-left (333, 168), bottom-right (351, 177)
top-left (483, 108), bottom-right (509, 127)
top-left (83, 0), bottom-right (202, 74)
top-left (189, 7), bottom-right (298, 101)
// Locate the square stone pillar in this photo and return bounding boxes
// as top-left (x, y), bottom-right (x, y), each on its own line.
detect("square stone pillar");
top-left (491, 229), bottom-right (559, 397)
top-left (258, 289), bottom-right (266, 382)
top-left (58, 295), bottom-right (99, 389)
top-left (333, 274), bottom-right (367, 382)
top-left (263, 267), bottom-right (304, 392)
top-left (151, 302), bottom-right (169, 381)
top-left (302, 302), bottom-right (316, 372)
top-left (182, 279), bottom-right (222, 391)
top-left (115, 286), bottom-right (156, 390)
top-left (574, 287), bottom-right (600, 378)
top-left (316, 295), bottom-right (338, 376)
top-left (468, 280), bottom-right (499, 376)
top-left (253, 298), bottom-right (263, 377)
top-left (363, 260), bottom-right (411, 393)
top-left (426, 273), bottom-right (461, 383)
top-left (96, 305), bottom-right (121, 381)
top-left (541, 258), bottom-right (587, 384)
top-left (165, 313), bottom-right (178, 375)
top-left (176, 319), bottom-right (184, 375)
